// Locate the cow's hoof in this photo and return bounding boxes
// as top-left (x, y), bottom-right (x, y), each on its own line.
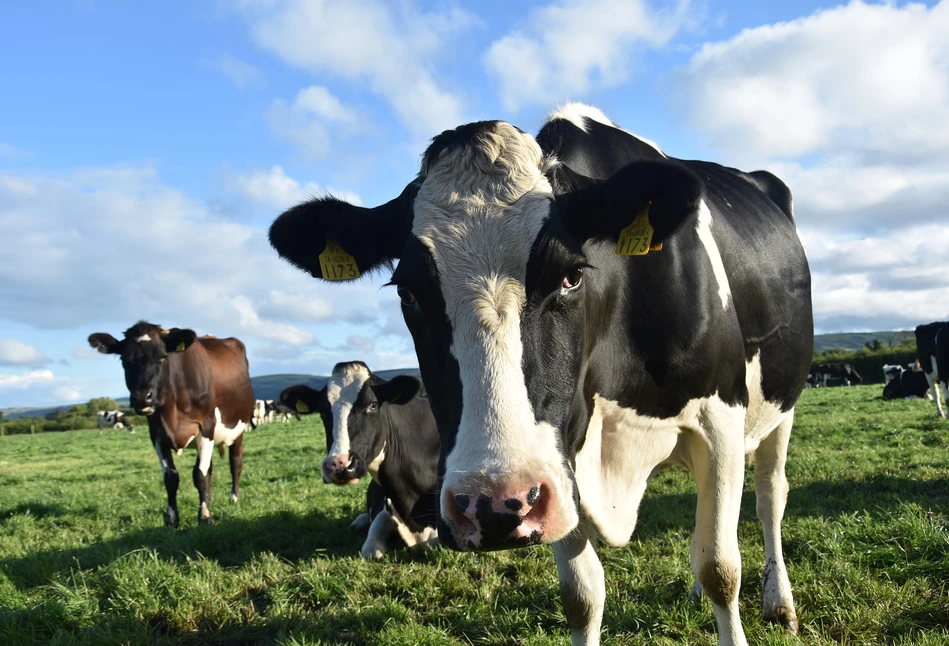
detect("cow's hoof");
top-left (199, 515), bottom-right (213, 525)
top-left (765, 608), bottom-right (799, 636)
top-left (165, 515), bottom-right (179, 529)
top-left (349, 513), bottom-right (371, 532)
top-left (687, 580), bottom-right (703, 604)
top-left (360, 544), bottom-right (385, 560)
top-left (230, 493), bottom-right (239, 504)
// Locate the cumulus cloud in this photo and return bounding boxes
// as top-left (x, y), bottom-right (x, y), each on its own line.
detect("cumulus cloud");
top-left (675, 1), bottom-right (949, 333)
top-left (230, 165), bottom-right (362, 211)
top-left (344, 335), bottom-right (374, 353)
top-left (679, 0), bottom-right (949, 162)
top-left (484, 0), bottom-right (692, 111)
top-left (0, 339), bottom-right (49, 367)
top-left (0, 369), bottom-right (84, 406)
top-left (266, 86), bottom-right (360, 158)
top-left (206, 53), bottom-right (265, 89)
top-left (0, 164), bottom-right (380, 347)
top-left (237, 0), bottom-right (478, 136)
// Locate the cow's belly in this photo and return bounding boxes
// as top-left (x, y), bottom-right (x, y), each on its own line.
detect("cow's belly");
top-left (212, 407), bottom-right (247, 446)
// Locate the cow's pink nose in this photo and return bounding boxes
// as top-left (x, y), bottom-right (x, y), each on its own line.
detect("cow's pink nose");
top-left (444, 483), bottom-right (549, 550)
top-left (322, 454), bottom-right (358, 484)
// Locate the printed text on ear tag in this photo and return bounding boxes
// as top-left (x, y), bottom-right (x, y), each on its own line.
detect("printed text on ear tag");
top-left (175, 341), bottom-right (186, 352)
top-left (295, 400), bottom-right (310, 414)
top-left (616, 203), bottom-right (655, 256)
top-left (319, 240), bottom-right (361, 281)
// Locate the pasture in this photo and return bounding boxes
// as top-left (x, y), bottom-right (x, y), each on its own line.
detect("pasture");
top-left (1, 386), bottom-right (947, 645)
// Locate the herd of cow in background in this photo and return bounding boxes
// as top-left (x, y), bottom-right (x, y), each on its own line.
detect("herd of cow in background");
top-left (82, 104), bottom-right (949, 646)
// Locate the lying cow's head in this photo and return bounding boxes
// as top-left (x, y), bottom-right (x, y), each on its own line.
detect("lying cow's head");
top-left (280, 364), bottom-right (422, 485)
top-left (88, 321), bottom-right (196, 415)
top-left (270, 120), bottom-right (699, 550)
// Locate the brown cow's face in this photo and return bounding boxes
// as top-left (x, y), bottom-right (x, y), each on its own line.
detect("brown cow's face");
top-left (88, 321), bottom-right (197, 415)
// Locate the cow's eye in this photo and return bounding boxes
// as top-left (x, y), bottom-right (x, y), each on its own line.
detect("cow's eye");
top-left (367, 402), bottom-right (378, 412)
top-left (397, 286), bottom-right (417, 308)
top-left (562, 267), bottom-right (584, 291)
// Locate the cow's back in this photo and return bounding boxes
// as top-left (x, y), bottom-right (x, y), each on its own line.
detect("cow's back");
top-left (168, 337), bottom-right (254, 427)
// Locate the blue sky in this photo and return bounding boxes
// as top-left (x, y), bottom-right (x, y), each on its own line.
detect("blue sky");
top-left (1, 0), bottom-right (947, 407)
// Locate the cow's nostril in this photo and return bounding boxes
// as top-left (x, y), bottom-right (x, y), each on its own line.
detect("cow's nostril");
top-left (454, 494), bottom-right (470, 512)
top-left (504, 498), bottom-right (523, 512)
top-left (526, 486), bottom-right (540, 506)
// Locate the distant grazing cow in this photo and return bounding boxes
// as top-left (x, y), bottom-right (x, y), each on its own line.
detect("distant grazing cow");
top-left (266, 399), bottom-right (299, 423)
top-left (915, 322), bottom-right (949, 418)
top-left (814, 362), bottom-right (863, 387)
top-left (279, 362), bottom-right (440, 559)
top-left (269, 103), bottom-right (813, 642)
top-left (882, 364), bottom-right (903, 384)
top-left (96, 410), bottom-right (134, 433)
top-left (882, 367), bottom-right (931, 401)
top-left (88, 321), bottom-right (254, 527)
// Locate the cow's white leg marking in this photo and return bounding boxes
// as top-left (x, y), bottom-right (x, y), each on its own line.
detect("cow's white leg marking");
top-left (695, 200), bottom-right (731, 311)
top-left (755, 410), bottom-right (798, 633)
top-left (553, 524), bottom-right (604, 646)
top-left (687, 399), bottom-right (748, 646)
top-left (361, 507), bottom-right (396, 560)
top-left (926, 357), bottom-right (945, 417)
top-left (154, 440), bottom-right (169, 477)
top-left (196, 434), bottom-right (214, 522)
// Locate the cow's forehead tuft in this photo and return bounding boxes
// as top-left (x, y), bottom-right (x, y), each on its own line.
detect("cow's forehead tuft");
top-left (124, 320), bottom-right (162, 341)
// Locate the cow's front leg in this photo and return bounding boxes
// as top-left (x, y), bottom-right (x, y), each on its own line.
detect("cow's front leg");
top-left (553, 523), bottom-right (604, 646)
top-left (689, 406), bottom-right (748, 646)
top-left (194, 434), bottom-right (215, 524)
top-left (229, 435), bottom-right (244, 503)
top-left (153, 436), bottom-right (180, 528)
top-left (361, 507), bottom-right (396, 559)
top-left (754, 412), bottom-right (798, 634)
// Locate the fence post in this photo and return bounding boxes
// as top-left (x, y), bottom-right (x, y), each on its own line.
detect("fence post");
top-left (31, 424), bottom-right (35, 436)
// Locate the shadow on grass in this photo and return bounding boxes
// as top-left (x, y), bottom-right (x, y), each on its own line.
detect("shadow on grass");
top-left (0, 507), bottom-right (360, 591)
top-left (634, 474), bottom-right (949, 540)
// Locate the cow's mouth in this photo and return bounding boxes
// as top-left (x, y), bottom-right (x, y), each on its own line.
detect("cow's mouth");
top-left (137, 406), bottom-right (155, 416)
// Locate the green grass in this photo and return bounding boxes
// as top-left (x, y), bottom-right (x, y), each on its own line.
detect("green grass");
top-left (1, 386), bottom-right (947, 645)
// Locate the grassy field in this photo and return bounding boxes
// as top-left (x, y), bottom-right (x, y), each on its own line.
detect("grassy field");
top-left (1, 385), bottom-right (947, 645)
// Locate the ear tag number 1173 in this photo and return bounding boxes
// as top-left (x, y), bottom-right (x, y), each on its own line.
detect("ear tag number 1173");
top-left (319, 240), bottom-right (361, 281)
top-left (616, 203), bottom-right (655, 256)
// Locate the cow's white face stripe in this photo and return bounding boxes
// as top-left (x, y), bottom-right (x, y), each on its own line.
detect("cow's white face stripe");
top-left (137, 334), bottom-right (151, 342)
top-left (695, 200), bottom-right (731, 310)
top-left (413, 122), bottom-right (576, 534)
top-left (325, 363), bottom-right (371, 458)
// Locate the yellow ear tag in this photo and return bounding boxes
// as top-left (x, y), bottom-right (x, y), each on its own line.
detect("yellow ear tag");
top-left (616, 202), bottom-right (655, 256)
top-left (295, 400), bottom-right (310, 413)
top-left (318, 240), bottom-right (361, 281)
top-left (175, 341), bottom-right (186, 352)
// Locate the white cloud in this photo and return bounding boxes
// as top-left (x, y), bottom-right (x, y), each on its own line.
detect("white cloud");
top-left (679, 0), bottom-right (949, 162)
top-left (344, 335), bottom-right (374, 353)
top-left (0, 339), bottom-right (49, 367)
top-left (0, 369), bottom-right (84, 406)
top-left (484, 0), bottom-right (692, 111)
top-left (238, 0), bottom-right (478, 137)
top-left (266, 85), bottom-right (359, 158)
top-left (0, 369), bottom-right (55, 390)
top-left (207, 53), bottom-right (265, 89)
top-left (0, 164), bottom-right (384, 350)
top-left (259, 290), bottom-right (333, 323)
top-left (230, 165), bottom-right (362, 211)
top-left (71, 346), bottom-right (107, 361)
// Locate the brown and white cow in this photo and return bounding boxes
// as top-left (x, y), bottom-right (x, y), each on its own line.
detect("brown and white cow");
top-left (88, 321), bottom-right (254, 527)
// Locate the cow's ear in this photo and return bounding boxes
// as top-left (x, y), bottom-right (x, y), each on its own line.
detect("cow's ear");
top-left (562, 161), bottom-right (704, 249)
top-left (280, 385), bottom-right (327, 415)
top-left (162, 328), bottom-right (197, 353)
top-left (269, 180), bottom-right (420, 280)
top-left (88, 333), bottom-right (123, 354)
top-left (370, 375), bottom-right (421, 405)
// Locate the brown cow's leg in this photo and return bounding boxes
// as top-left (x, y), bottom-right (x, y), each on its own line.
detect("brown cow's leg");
top-left (194, 434), bottom-right (215, 524)
top-left (229, 435), bottom-right (243, 503)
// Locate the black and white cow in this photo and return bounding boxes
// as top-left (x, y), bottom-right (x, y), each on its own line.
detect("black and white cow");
top-left (915, 322), bottom-right (949, 418)
top-left (882, 363), bottom-right (903, 384)
top-left (96, 409), bottom-right (134, 433)
top-left (266, 399), bottom-right (299, 423)
top-left (269, 104), bottom-right (813, 644)
top-left (882, 366), bottom-right (931, 400)
top-left (813, 362), bottom-right (862, 387)
top-left (279, 362), bottom-right (440, 559)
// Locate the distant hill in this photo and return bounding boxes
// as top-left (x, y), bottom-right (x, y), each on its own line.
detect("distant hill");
top-left (1, 368), bottom-right (423, 419)
top-left (814, 330), bottom-right (914, 353)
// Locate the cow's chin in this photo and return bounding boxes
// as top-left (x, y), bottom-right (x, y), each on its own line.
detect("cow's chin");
top-left (136, 406), bottom-right (155, 416)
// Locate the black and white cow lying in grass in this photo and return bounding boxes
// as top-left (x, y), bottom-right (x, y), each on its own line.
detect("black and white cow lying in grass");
top-left (279, 362), bottom-right (439, 559)
top-left (269, 103), bottom-right (813, 645)
top-left (96, 410), bottom-right (134, 433)
top-left (882, 365), bottom-right (931, 400)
